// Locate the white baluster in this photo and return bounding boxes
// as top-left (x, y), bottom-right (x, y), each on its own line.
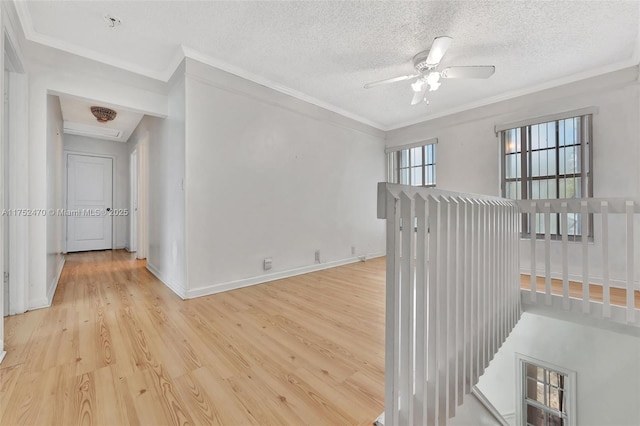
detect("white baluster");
top-left (626, 201), bottom-right (635, 323)
top-left (601, 201), bottom-right (611, 318)
top-left (561, 202), bottom-right (570, 310)
top-left (544, 202), bottom-right (552, 306)
top-left (414, 194), bottom-right (428, 426)
top-left (581, 201), bottom-right (589, 314)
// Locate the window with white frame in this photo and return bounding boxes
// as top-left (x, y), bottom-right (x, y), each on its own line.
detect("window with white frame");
top-left (387, 141), bottom-right (436, 187)
top-left (517, 355), bottom-right (576, 426)
top-left (500, 113), bottom-right (592, 239)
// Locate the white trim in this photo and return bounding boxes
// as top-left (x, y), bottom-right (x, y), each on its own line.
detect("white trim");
top-left (28, 297), bottom-right (50, 310)
top-left (515, 353), bottom-right (577, 426)
top-left (46, 256), bottom-right (65, 305)
top-left (14, 1), bottom-right (168, 81)
top-left (495, 106), bottom-right (599, 133)
top-left (181, 45), bottom-right (384, 131)
top-left (388, 61), bottom-right (637, 131)
top-left (63, 151), bottom-right (117, 253)
top-left (129, 148), bottom-right (137, 253)
top-left (6, 71), bottom-right (28, 314)
top-left (3, 2), bottom-right (26, 73)
top-left (13, 1), bottom-right (640, 133)
top-left (146, 261), bottom-right (187, 300)
top-left (471, 386), bottom-right (510, 426)
top-left (519, 267), bottom-right (636, 290)
top-left (502, 412), bottom-right (517, 424)
top-left (384, 137), bottom-right (438, 154)
top-left (0, 348), bottom-right (5, 364)
top-left (184, 65), bottom-right (384, 139)
top-left (185, 252), bottom-right (385, 299)
top-left (14, 3), bottom-right (387, 130)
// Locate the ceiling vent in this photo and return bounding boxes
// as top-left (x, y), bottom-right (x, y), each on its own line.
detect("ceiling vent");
top-left (63, 121), bottom-right (123, 141)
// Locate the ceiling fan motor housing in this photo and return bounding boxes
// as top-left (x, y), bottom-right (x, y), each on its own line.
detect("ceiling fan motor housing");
top-left (413, 50), bottom-right (435, 73)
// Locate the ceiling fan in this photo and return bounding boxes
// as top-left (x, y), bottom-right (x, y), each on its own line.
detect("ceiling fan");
top-left (363, 36), bottom-right (495, 106)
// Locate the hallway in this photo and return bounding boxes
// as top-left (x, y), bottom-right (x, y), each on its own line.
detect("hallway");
top-left (1, 251), bottom-right (385, 425)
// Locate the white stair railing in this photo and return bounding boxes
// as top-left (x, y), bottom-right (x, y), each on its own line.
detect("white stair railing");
top-left (517, 198), bottom-right (640, 326)
top-left (377, 183), bottom-right (521, 426)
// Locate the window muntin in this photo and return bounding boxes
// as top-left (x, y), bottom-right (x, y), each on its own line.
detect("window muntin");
top-left (388, 143), bottom-right (436, 187)
top-left (522, 361), bottom-right (569, 426)
top-left (501, 115), bottom-right (592, 239)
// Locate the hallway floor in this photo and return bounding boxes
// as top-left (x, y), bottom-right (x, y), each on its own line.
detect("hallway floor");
top-left (1, 250), bottom-right (385, 425)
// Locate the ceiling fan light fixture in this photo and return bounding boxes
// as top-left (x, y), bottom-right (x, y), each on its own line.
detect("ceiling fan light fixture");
top-left (411, 79), bottom-right (425, 92)
top-left (90, 106), bottom-right (117, 123)
top-left (426, 71), bottom-right (441, 91)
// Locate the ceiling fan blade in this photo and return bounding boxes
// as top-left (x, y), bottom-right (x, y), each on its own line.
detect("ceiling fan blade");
top-left (364, 73), bottom-right (420, 89)
top-left (426, 36), bottom-right (453, 66)
top-left (441, 66), bottom-right (495, 79)
top-left (410, 86), bottom-right (428, 106)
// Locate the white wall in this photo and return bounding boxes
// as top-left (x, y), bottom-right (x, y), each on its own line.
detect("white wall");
top-left (45, 95), bottom-right (64, 305)
top-left (183, 58), bottom-right (386, 297)
top-left (387, 66), bottom-right (640, 285)
top-left (477, 312), bottom-right (640, 425)
top-left (129, 62), bottom-right (186, 296)
top-left (63, 134), bottom-right (130, 250)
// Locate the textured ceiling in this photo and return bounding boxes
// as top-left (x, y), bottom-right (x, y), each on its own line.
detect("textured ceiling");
top-left (59, 95), bottom-right (144, 142)
top-left (19, 1), bottom-right (640, 130)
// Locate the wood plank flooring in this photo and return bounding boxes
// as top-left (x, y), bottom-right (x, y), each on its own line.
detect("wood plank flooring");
top-left (1, 251), bottom-right (386, 426)
top-left (520, 274), bottom-right (640, 309)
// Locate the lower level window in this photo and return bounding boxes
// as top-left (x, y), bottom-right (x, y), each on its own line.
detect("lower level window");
top-left (517, 355), bottom-right (575, 426)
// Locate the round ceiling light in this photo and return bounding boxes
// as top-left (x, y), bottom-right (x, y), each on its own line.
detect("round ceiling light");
top-left (90, 106), bottom-right (117, 123)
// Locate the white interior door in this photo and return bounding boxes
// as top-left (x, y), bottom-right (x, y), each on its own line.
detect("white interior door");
top-left (67, 154), bottom-right (113, 252)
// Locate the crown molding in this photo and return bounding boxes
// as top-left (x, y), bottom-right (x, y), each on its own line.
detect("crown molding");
top-left (388, 58), bottom-right (640, 131)
top-left (14, 0), bottom-right (168, 81)
top-left (13, 1), bottom-right (386, 131)
top-left (13, 0), bottom-right (640, 134)
top-left (179, 44), bottom-right (385, 130)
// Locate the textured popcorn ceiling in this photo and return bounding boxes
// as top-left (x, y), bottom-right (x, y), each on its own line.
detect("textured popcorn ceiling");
top-left (21, 1), bottom-right (640, 130)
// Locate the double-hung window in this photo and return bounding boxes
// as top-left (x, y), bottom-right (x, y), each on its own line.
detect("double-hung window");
top-left (501, 113), bottom-right (592, 239)
top-left (387, 140), bottom-right (436, 187)
top-left (517, 355), bottom-right (576, 426)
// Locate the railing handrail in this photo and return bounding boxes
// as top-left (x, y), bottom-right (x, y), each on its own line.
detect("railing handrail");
top-left (377, 183), bottom-right (517, 220)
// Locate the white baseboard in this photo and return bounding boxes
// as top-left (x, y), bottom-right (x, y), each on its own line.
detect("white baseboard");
top-left (28, 297), bottom-right (50, 310)
top-left (0, 347), bottom-right (6, 364)
top-left (502, 412), bottom-right (516, 426)
top-left (29, 256), bottom-right (66, 310)
top-left (146, 262), bottom-right (187, 299)
top-left (47, 257), bottom-right (65, 305)
top-left (519, 267), bottom-right (635, 289)
top-left (472, 386), bottom-right (510, 426)
top-left (185, 252), bottom-right (385, 299)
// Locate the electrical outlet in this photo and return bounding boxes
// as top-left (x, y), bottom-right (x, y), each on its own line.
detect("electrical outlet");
top-left (264, 257), bottom-right (272, 271)
top-left (315, 250), bottom-right (320, 263)
top-left (351, 246), bottom-right (356, 255)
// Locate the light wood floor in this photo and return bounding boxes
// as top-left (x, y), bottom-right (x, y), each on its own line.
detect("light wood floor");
top-left (521, 274), bottom-right (640, 309)
top-left (1, 251), bottom-right (386, 426)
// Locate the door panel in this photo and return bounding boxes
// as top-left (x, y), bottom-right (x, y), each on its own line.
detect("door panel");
top-left (67, 154), bottom-right (113, 252)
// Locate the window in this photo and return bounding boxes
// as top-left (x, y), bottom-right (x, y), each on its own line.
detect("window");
top-left (517, 355), bottom-right (575, 426)
top-left (388, 142), bottom-right (436, 187)
top-left (501, 114), bottom-right (592, 239)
